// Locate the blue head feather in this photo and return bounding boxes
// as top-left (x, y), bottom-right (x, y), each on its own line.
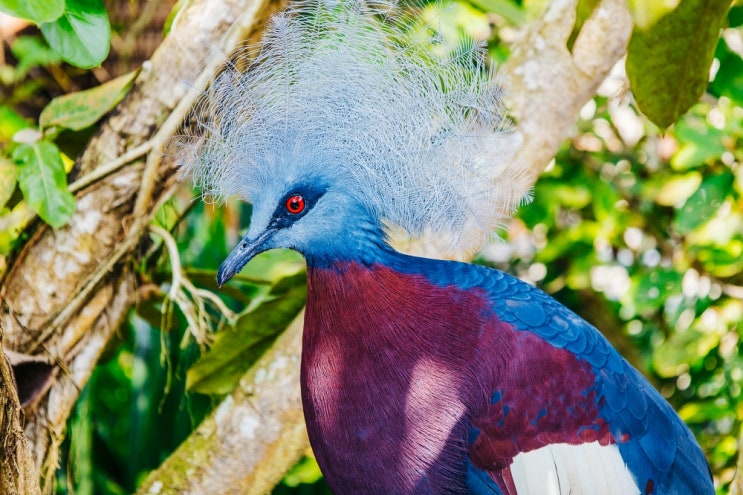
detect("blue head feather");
top-left (184, 0), bottom-right (530, 258)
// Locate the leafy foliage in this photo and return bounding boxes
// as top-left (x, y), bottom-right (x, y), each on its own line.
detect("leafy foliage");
top-left (0, 0), bottom-right (64, 24)
top-left (39, 0), bottom-right (111, 68)
top-left (39, 71), bottom-right (137, 131)
top-left (0, 0), bottom-right (110, 67)
top-left (12, 139), bottom-right (75, 228)
top-left (186, 271), bottom-right (307, 395)
top-left (626, 0), bottom-right (730, 128)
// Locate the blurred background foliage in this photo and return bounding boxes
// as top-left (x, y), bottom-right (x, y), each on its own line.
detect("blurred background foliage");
top-left (0, 0), bottom-right (742, 493)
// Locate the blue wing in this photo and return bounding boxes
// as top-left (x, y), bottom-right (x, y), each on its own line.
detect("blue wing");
top-left (475, 266), bottom-right (713, 494)
top-left (404, 258), bottom-right (714, 494)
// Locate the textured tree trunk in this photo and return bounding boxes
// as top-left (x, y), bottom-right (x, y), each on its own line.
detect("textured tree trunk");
top-left (0, 346), bottom-right (41, 495)
top-left (0, 0), bottom-right (284, 490)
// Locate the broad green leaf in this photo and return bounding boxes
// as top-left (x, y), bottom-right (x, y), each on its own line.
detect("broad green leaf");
top-left (729, 4), bottom-right (743, 27)
top-left (186, 276), bottom-right (306, 395)
top-left (40, 71), bottom-right (138, 131)
top-left (592, 180), bottom-right (621, 222)
top-left (40, 0), bottom-right (110, 68)
top-left (0, 156), bottom-right (18, 209)
top-left (627, 0), bottom-right (681, 30)
top-left (672, 172), bottom-right (733, 234)
top-left (650, 171), bottom-right (701, 206)
top-left (12, 141), bottom-right (75, 228)
top-left (0, 0), bottom-right (63, 23)
top-left (282, 456), bottom-right (324, 487)
top-left (238, 248), bottom-right (306, 282)
top-left (692, 241), bottom-right (743, 278)
top-left (626, 0), bottom-right (730, 128)
top-left (679, 400), bottom-right (732, 423)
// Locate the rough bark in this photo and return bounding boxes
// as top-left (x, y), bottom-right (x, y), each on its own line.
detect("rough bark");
top-left (505, 0), bottom-right (633, 182)
top-left (0, 0), bottom-right (284, 490)
top-left (0, 344), bottom-right (41, 495)
top-left (134, 0), bottom-right (634, 493)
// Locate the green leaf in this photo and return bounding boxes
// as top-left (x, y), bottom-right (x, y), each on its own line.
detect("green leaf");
top-left (0, 156), bottom-right (18, 209)
top-left (692, 241), bottom-right (743, 278)
top-left (627, 0), bottom-right (681, 30)
top-left (626, 0), bottom-right (730, 128)
top-left (281, 456), bottom-right (324, 487)
top-left (40, 71), bottom-right (138, 131)
top-left (729, 4), bottom-right (743, 27)
top-left (679, 400), bottom-right (732, 423)
top-left (186, 276), bottom-right (307, 395)
top-left (672, 171), bottom-right (733, 234)
top-left (40, 0), bottom-right (110, 68)
top-left (12, 140), bottom-right (75, 228)
top-left (592, 180), bottom-right (621, 222)
top-left (0, 0), bottom-right (64, 23)
top-left (0, 202), bottom-right (34, 254)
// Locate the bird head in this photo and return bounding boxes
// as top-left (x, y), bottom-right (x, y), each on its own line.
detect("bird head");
top-left (216, 175), bottom-right (385, 285)
top-left (182, 0), bottom-right (531, 285)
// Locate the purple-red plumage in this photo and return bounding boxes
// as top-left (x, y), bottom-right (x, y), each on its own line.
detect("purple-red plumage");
top-left (303, 261), bottom-right (479, 493)
top-left (302, 260), bottom-right (615, 494)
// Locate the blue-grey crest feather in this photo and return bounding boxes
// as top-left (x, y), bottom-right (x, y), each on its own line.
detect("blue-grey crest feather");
top-left (182, 0), bottom-right (531, 256)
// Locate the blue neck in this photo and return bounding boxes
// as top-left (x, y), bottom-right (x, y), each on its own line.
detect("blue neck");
top-left (304, 220), bottom-right (401, 269)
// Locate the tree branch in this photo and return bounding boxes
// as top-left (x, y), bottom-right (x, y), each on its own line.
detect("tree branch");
top-left (505, 0), bottom-right (632, 181)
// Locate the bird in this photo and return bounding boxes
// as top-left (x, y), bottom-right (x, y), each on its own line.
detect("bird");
top-left (183, 0), bottom-right (715, 493)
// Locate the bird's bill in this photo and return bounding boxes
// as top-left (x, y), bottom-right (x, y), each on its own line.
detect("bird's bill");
top-left (217, 229), bottom-right (275, 287)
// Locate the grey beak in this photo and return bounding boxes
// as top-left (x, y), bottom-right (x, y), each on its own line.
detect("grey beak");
top-left (217, 229), bottom-right (274, 287)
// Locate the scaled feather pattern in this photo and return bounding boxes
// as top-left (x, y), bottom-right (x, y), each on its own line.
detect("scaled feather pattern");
top-left (184, 0), bottom-right (529, 256)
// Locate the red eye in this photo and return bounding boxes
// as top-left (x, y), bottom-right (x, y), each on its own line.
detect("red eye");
top-left (286, 194), bottom-right (305, 214)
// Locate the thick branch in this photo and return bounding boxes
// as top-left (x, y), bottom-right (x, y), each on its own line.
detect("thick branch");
top-left (505, 0), bottom-right (633, 180)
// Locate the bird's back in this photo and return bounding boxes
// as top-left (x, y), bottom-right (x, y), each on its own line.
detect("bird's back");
top-left (301, 252), bottom-right (714, 494)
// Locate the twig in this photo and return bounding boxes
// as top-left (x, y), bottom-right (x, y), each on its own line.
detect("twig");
top-left (69, 142), bottom-right (153, 193)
